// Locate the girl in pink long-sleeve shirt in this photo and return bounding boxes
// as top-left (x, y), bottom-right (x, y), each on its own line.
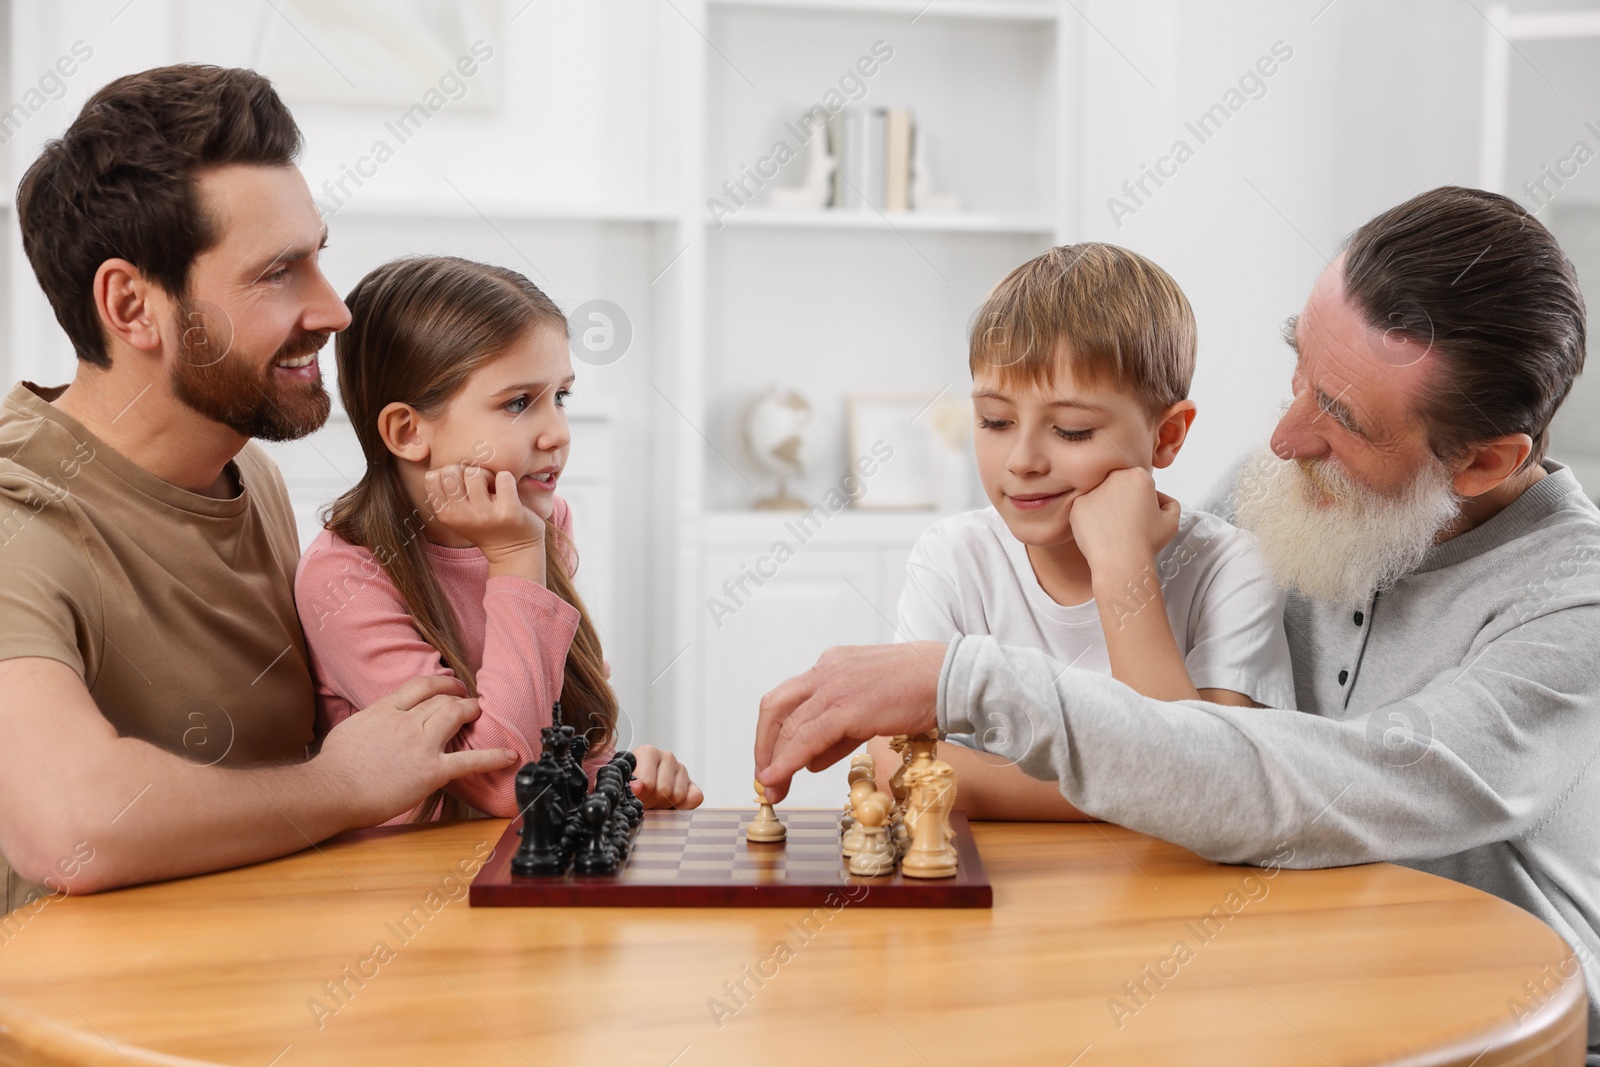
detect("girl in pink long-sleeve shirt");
top-left (294, 255), bottom-right (702, 824)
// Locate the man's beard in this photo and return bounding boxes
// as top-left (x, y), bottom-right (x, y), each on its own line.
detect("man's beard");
top-left (1233, 448), bottom-right (1462, 608)
top-left (170, 300), bottom-right (332, 442)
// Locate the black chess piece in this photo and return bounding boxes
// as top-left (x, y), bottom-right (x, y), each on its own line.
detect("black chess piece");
top-left (612, 753), bottom-right (644, 826)
top-left (511, 755), bottom-right (568, 876)
top-left (548, 724), bottom-right (580, 814)
top-left (561, 726), bottom-right (587, 811)
top-left (513, 759), bottom-right (539, 839)
top-left (594, 769), bottom-right (633, 859)
top-left (570, 733), bottom-right (590, 766)
top-left (559, 784), bottom-right (588, 863)
top-left (573, 793), bottom-right (619, 875)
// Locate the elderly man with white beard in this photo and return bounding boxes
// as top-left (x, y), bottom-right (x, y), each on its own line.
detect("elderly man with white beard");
top-left (756, 186), bottom-right (1600, 1061)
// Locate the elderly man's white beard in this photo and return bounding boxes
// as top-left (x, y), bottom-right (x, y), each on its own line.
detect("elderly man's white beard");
top-left (1233, 449), bottom-right (1462, 608)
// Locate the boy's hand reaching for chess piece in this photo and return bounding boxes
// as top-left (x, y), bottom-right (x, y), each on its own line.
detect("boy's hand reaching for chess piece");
top-left (629, 745), bottom-right (704, 809)
top-left (425, 463), bottom-right (548, 582)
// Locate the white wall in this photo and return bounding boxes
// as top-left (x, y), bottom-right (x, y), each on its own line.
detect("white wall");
top-left (1072, 0), bottom-right (1490, 505)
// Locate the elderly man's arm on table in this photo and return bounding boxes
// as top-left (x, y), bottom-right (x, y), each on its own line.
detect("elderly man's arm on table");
top-left (757, 605), bottom-right (1600, 866)
top-left (938, 605), bottom-right (1600, 867)
top-left (0, 658), bottom-right (515, 894)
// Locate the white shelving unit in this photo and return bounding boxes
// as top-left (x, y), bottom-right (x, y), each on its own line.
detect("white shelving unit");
top-left (717, 207), bottom-right (1054, 232)
top-left (1476, 5), bottom-right (1600, 200)
top-left (660, 0), bottom-right (1077, 804)
top-left (709, 0), bottom-right (1060, 22)
top-left (1478, 5), bottom-right (1600, 498)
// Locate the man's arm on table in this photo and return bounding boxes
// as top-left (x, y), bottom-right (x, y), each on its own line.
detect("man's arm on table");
top-left (0, 658), bottom-right (517, 893)
top-left (940, 611), bottom-right (1600, 867)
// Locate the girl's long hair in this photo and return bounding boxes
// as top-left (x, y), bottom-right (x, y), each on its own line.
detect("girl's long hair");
top-left (325, 256), bottom-right (617, 821)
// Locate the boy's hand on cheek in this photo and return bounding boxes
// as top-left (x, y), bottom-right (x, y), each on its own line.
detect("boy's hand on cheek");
top-left (1069, 467), bottom-right (1181, 581)
top-left (425, 464), bottom-right (547, 577)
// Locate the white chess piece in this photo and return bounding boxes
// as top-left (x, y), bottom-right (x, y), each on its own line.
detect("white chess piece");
top-left (842, 753), bottom-right (876, 835)
top-left (900, 733), bottom-right (937, 835)
top-left (900, 759), bottom-right (958, 879)
top-left (848, 791), bottom-right (897, 877)
top-left (747, 778), bottom-right (786, 842)
top-left (841, 778), bottom-right (877, 857)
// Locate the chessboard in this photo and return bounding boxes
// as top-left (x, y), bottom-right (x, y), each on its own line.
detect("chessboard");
top-left (469, 808), bottom-right (993, 908)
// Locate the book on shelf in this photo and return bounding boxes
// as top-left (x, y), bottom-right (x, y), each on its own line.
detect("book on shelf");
top-left (885, 108), bottom-right (913, 211)
top-left (829, 106), bottom-right (915, 213)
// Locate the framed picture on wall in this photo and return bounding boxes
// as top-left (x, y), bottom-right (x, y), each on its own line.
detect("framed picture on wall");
top-left (253, 0), bottom-right (502, 110)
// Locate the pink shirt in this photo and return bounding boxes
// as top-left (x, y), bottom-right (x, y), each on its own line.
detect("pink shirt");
top-left (294, 495), bottom-right (608, 822)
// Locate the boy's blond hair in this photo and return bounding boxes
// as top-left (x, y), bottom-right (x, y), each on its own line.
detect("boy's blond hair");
top-left (969, 243), bottom-right (1196, 413)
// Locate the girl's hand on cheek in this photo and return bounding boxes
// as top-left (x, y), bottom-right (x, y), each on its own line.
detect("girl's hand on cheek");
top-left (425, 464), bottom-right (547, 578)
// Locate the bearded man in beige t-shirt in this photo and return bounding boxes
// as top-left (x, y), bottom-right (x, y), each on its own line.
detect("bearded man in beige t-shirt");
top-left (0, 66), bottom-right (519, 909)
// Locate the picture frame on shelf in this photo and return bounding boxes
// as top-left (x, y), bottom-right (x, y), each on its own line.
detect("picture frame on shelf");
top-left (845, 393), bottom-right (959, 511)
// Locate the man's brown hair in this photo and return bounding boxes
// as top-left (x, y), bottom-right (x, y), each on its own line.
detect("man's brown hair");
top-left (17, 64), bottom-right (302, 368)
top-left (1342, 186), bottom-right (1586, 471)
top-left (969, 242), bottom-right (1196, 413)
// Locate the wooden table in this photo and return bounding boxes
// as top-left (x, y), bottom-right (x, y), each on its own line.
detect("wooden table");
top-left (0, 817), bottom-right (1588, 1066)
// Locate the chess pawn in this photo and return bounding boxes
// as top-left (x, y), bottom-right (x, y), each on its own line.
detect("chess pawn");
top-left (847, 791), bottom-right (896, 877)
top-left (574, 793), bottom-right (620, 875)
top-left (841, 753), bottom-right (876, 835)
top-left (613, 753), bottom-right (644, 826)
top-left (840, 778), bottom-right (878, 857)
top-left (901, 760), bottom-right (958, 879)
top-left (747, 778), bottom-right (787, 842)
top-left (594, 771), bottom-right (632, 857)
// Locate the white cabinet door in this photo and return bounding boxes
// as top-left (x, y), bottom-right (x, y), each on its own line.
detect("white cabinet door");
top-left (693, 547), bottom-right (888, 808)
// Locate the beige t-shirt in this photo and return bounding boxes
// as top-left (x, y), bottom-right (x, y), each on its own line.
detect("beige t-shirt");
top-left (0, 382), bottom-right (315, 911)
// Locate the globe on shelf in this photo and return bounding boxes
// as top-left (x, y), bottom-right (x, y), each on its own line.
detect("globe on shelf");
top-left (741, 388), bottom-right (812, 510)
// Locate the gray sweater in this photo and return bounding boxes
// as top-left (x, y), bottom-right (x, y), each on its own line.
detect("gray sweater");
top-left (938, 461), bottom-right (1600, 1061)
